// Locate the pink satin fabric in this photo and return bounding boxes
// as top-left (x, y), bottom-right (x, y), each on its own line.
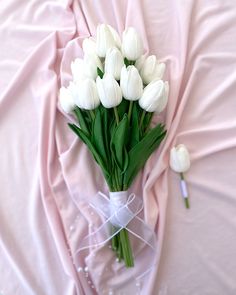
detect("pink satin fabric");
top-left (1, 0), bottom-right (236, 294)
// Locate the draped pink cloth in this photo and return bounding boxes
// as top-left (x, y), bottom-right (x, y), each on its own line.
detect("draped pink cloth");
top-left (1, 0), bottom-right (236, 294)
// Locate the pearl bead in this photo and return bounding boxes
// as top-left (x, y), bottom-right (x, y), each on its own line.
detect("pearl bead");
top-left (136, 281), bottom-right (141, 287)
top-left (69, 225), bottom-right (74, 231)
top-left (77, 267), bottom-right (83, 272)
top-left (84, 266), bottom-right (89, 272)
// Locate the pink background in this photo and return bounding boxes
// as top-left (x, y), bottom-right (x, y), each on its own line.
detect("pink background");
top-left (0, 0), bottom-right (236, 294)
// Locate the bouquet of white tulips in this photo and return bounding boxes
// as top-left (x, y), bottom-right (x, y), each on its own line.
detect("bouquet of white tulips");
top-left (59, 24), bottom-right (169, 268)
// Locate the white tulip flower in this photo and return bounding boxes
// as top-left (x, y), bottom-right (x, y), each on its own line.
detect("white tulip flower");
top-left (122, 27), bottom-right (143, 61)
top-left (71, 53), bottom-right (103, 82)
top-left (84, 53), bottom-right (103, 80)
top-left (96, 73), bottom-right (122, 108)
top-left (108, 24), bottom-right (121, 48)
top-left (82, 37), bottom-right (97, 55)
top-left (96, 24), bottom-right (116, 58)
top-left (59, 83), bottom-right (76, 113)
top-left (140, 55), bottom-right (166, 84)
top-left (170, 144), bottom-right (191, 209)
top-left (135, 55), bottom-right (146, 71)
top-left (71, 58), bottom-right (86, 82)
top-left (155, 81), bottom-right (169, 113)
top-left (170, 144), bottom-right (191, 173)
top-left (105, 47), bottom-right (124, 80)
top-left (139, 80), bottom-right (169, 113)
top-left (74, 79), bottom-right (100, 110)
top-left (120, 65), bottom-right (143, 101)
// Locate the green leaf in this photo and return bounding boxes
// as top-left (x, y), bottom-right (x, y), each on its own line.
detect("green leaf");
top-left (123, 124), bottom-right (167, 188)
top-left (124, 57), bottom-right (129, 67)
top-left (129, 102), bottom-right (140, 149)
top-left (117, 99), bottom-right (129, 119)
top-left (73, 107), bottom-right (90, 135)
top-left (92, 108), bottom-right (108, 167)
top-left (124, 58), bottom-right (135, 67)
top-left (68, 123), bottom-right (109, 178)
top-left (110, 115), bottom-right (129, 172)
top-left (143, 112), bottom-right (154, 133)
top-left (97, 67), bottom-right (104, 78)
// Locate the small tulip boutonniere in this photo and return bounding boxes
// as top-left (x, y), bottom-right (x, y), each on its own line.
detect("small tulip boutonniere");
top-left (170, 144), bottom-right (191, 209)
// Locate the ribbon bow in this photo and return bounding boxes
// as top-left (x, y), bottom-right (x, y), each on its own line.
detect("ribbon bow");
top-left (75, 191), bottom-right (157, 257)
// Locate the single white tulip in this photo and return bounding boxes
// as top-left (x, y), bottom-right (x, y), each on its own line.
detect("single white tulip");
top-left (139, 80), bottom-right (169, 113)
top-left (84, 53), bottom-right (103, 80)
top-left (71, 54), bottom-right (103, 81)
top-left (122, 27), bottom-right (143, 61)
top-left (108, 24), bottom-right (121, 48)
top-left (96, 73), bottom-right (122, 108)
top-left (140, 55), bottom-right (166, 84)
top-left (170, 144), bottom-right (191, 173)
top-left (96, 24), bottom-right (116, 58)
top-left (135, 54), bottom-right (146, 71)
top-left (71, 58), bottom-right (86, 82)
top-left (59, 83), bottom-right (76, 113)
top-left (74, 79), bottom-right (100, 110)
top-left (82, 37), bottom-right (97, 55)
top-left (155, 81), bottom-right (169, 113)
top-left (120, 65), bottom-right (143, 101)
top-left (105, 47), bottom-right (124, 80)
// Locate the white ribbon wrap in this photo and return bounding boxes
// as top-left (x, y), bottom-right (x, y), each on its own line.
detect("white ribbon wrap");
top-left (74, 191), bottom-right (157, 285)
top-left (180, 179), bottom-right (188, 198)
top-left (109, 191), bottom-right (131, 227)
top-left (75, 191), bottom-right (157, 253)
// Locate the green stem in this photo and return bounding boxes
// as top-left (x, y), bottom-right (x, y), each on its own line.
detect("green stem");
top-left (139, 110), bottom-right (146, 129)
top-left (111, 226), bottom-right (118, 251)
top-left (120, 229), bottom-right (134, 267)
top-left (114, 107), bottom-right (119, 125)
top-left (127, 101), bottom-right (133, 122)
top-left (184, 198), bottom-right (190, 209)
top-left (114, 168), bottom-right (120, 191)
top-left (117, 235), bottom-right (123, 261)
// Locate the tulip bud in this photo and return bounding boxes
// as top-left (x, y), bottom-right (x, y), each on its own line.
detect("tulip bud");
top-left (139, 80), bottom-right (169, 113)
top-left (59, 83), bottom-right (76, 113)
top-left (71, 58), bottom-right (86, 82)
top-left (170, 144), bottom-right (191, 173)
top-left (140, 55), bottom-right (166, 84)
top-left (105, 47), bottom-right (124, 80)
top-left (108, 25), bottom-right (121, 48)
top-left (122, 27), bottom-right (143, 61)
top-left (135, 55), bottom-right (146, 71)
top-left (155, 81), bottom-right (169, 113)
top-left (82, 37), bottom-right (97, 55)
top-left (74, 79), bottom-right (100, 110)
top-left (96, 24), bottom-right (116, 58)
top-left (96, 73), bottom-right (122, 108)
top-left (84, 53), bottom-right (103, 80)
top-left (120, 65), bottom-right (143, 101)
top-left (71, 54), bottom-right (103, 82)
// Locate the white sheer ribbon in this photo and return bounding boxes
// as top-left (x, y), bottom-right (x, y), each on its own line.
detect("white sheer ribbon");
top-left (75, 191), bottom-right (157, 257)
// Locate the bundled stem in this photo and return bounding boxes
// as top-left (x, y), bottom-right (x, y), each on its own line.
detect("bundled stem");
top-left (110, 164), bottom-right (134, 267)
